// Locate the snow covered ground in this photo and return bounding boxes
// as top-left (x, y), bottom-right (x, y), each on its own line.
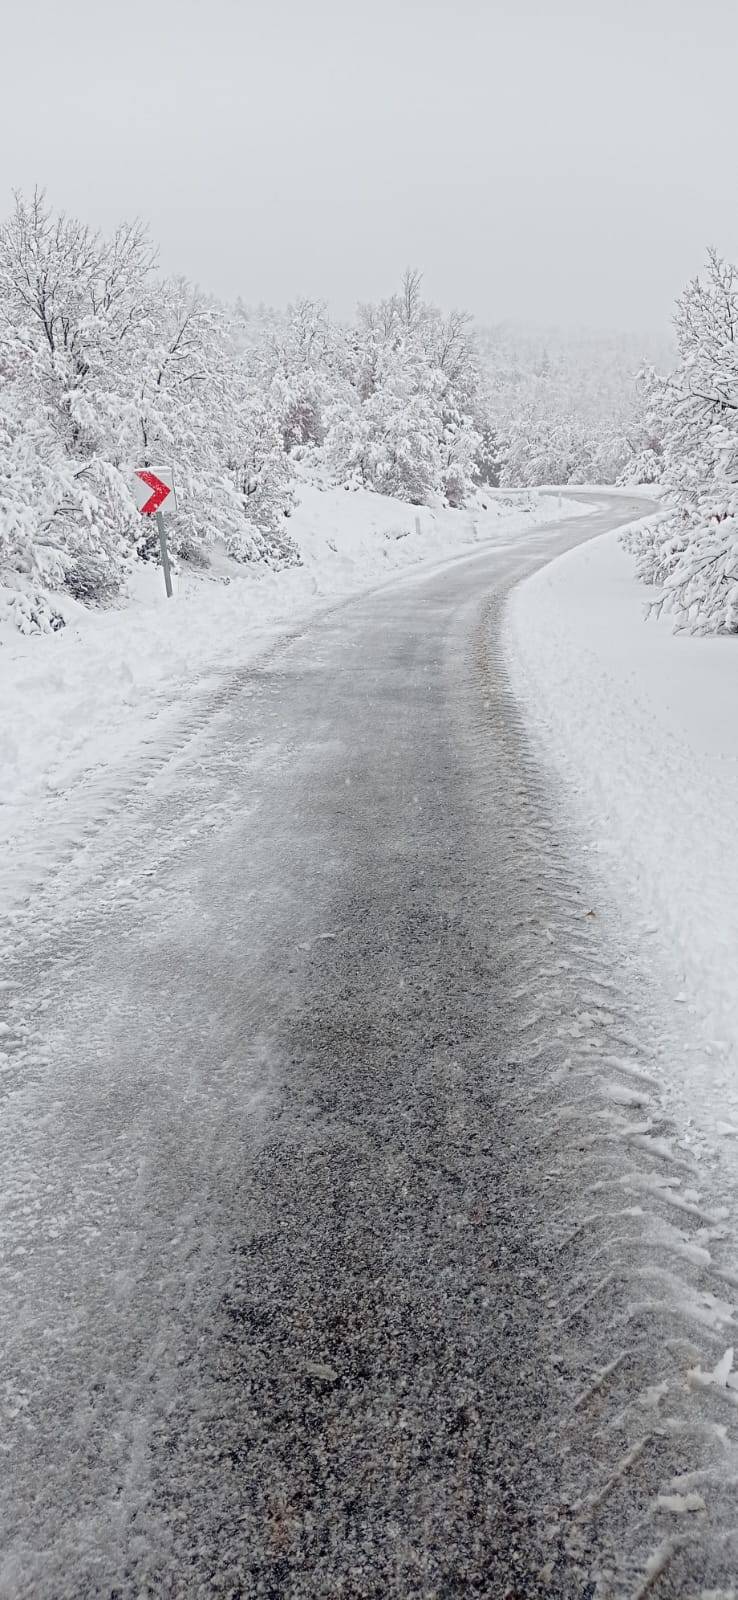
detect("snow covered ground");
top-left (505, 514), bottom-right (738, 1152)
top-left (0, 482), bottom-right (583, 918)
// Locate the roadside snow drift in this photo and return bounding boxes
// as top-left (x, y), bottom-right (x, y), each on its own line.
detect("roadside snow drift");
top-left (505, 522), bottom-right (738, 1139)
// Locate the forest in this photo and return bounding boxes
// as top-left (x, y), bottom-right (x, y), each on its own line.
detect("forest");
top-left (0, 192), bottom-right (658, 620)
top-left (3, 190), bottom-right (737, 634)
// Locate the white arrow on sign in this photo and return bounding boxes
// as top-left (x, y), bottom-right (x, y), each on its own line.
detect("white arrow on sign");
top-left (133, 467), bottom-right (176, 516)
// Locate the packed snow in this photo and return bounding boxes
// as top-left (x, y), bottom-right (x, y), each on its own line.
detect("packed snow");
top-left (0, 481), bottom-right (583, 918)
top-left (505, 513), bottom-right (738, 1147)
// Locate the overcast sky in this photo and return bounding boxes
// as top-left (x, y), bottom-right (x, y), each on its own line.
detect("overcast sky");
top-left (2, 0), bottom-right (736, 332)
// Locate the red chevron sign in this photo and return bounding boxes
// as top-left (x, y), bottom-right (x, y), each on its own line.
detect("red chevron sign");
top-left (133, 468), bottom-right (175, 516)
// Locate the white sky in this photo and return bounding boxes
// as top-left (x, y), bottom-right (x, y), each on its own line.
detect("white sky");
top-left (2, 0), bottom-right (736, 331)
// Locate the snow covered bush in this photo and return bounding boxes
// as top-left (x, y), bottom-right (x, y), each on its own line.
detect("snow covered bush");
top-left (623, 250), bottom-right (738, 633)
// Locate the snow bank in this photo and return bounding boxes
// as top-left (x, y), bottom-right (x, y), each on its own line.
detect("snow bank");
top-left (1, 483), bottom-right (582, 914)
top-left (505, 520), bottom-right (738, 1138)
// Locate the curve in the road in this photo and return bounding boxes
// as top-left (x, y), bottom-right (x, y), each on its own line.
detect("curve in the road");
top-left (2, 495), bottom-right (737, 1598)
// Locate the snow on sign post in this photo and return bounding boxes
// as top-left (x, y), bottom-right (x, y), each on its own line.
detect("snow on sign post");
top-left (133, 468), bottom-right (176, 598)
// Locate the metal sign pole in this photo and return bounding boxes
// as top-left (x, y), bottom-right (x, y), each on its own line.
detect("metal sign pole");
top-left (155, 510), bottom-right (173, 598)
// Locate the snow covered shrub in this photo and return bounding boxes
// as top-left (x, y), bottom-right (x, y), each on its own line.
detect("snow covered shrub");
top-left (174, 530), bottom-right (211, 569)
top-left (63, 549), bottom-right (125, 607)
top-left (0, 398), bottom-right (136, 605)
top-left (0, 583), bottom-right (65, 635)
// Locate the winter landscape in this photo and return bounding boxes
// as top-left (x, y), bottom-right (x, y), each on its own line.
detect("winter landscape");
top-left (3, 2), bottom-right (738, 1596)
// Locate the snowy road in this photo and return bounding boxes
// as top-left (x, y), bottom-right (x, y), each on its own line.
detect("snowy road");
top-left (3, 494), bottom-right (738, 1598)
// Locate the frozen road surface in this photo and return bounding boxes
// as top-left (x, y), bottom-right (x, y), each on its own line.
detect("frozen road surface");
top-left (3, 495), bottom-right (738, 1598)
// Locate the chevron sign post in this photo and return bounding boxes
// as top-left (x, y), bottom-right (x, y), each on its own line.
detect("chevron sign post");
top-left (133, 467), bottom-right (176, 597)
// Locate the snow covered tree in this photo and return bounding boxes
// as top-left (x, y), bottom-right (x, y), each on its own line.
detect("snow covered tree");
top-left (265, 298), bottom-right (336, 453)
top-left (478, 323), bottom-right (671, 489)
top-left (622, 250), bottom-right (738, 632)
top-left (325, 272), bottom-right (483, 506)
top-left (0, 191), bottom-right (153, 599)
top-left (616, 365), bottom-right (666, 486)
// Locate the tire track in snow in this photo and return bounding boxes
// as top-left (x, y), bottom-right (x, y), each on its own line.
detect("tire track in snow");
top-left (464, 588), bottom-right (738, 1596)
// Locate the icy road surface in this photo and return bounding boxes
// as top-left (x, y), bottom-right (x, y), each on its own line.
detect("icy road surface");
top-left (3, 494), bottom-right (738, 1598)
